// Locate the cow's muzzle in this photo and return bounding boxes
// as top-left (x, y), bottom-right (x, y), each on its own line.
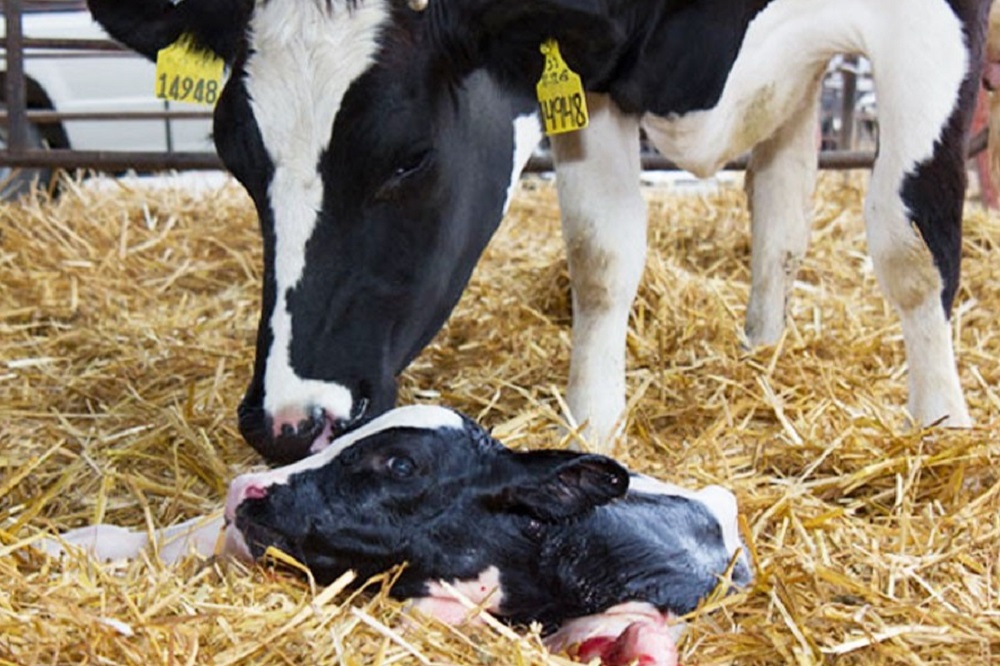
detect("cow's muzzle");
top-left (238, 398), bottom-right (369, 465)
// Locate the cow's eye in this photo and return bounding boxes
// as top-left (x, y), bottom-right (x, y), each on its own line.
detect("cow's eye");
top-left (392, 151), bottom-right (430, 178)
top-left (374, 150), bottom-right (433, 200)
top-left (386, 455), bottom-right (417, 478)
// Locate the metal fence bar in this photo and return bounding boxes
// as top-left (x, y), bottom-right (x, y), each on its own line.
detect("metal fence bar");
top-left (1, 149), bottom-right (223, 170)
top-left (839, 57), bottom-right (858, 150)
top-left (20, 36), bottom-right (128, 51)
top-left (4, 0), bottom-right (30, 155)
top-left (0, 110), bottom-right (213, 123)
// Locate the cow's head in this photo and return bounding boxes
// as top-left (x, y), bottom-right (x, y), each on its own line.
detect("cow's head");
top-left (221, 405), bottom-right (631, 588)
top-left (88, 0), bottom-right (620, 463)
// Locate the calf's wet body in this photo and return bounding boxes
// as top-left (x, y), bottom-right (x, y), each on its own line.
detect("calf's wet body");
top-left (43, 406), bottom-right (750, 666)
top-left (225, 406), bottom-right (751, 665)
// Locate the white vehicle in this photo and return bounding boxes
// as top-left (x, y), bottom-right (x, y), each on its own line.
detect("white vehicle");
top-left (1, 0), bottom-right (214, 196)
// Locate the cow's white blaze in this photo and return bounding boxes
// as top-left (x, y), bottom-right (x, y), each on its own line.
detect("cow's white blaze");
top-left (246, 0), bottom-right (390, 425)
top-left (227, 405), bottom-right (464, 496)
top-left (641, 0), bottom-right (970, 427)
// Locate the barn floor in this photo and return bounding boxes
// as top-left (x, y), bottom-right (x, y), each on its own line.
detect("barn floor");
top-left (1, 172), bottom-right (998, 665)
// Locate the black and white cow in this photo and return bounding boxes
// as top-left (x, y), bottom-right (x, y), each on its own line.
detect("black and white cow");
top-left (44, 405), bottom-right (751, 666)
top-left (88, 0), bottom-right (988, 463)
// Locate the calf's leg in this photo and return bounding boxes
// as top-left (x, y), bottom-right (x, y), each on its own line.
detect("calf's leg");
top-left (544, 601), bottom-right (680, 666)
top-left (38, 515), bottom-right (225, 564)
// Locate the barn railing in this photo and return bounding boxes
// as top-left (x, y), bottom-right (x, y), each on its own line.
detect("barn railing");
top-left (0, 0), bottom-right (989, 175)
top-left (1, 0), bottom-right (218, 172)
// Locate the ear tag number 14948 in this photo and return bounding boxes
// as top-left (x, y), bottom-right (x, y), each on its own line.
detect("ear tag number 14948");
top-left (155, 35), bottom-right (225, 107)
top-left (535, 39), bottom-right (589, 135)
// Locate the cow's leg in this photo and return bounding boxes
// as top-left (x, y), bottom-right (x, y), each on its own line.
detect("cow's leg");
top-left (863, 4), bottom-right (982, 427)
top-left (551, 94), bottom-right (645, 452)
top-left (743, 81), bottom-right (821, 346)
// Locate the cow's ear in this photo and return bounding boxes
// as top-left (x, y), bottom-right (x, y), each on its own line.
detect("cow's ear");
top-left (88, 0), bottom-right (251, 63)
top-left (487, 452), bottom-right (629, 522)
top-left (440, 0), bottom-right (622, 90)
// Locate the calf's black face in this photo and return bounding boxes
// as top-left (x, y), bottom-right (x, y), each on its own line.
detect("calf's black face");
top-left (223, 406), bottom-right (751, 626)
top-left (88, 0), bottom-right (616, 464)
top-left (227, 406), bottom-right (630, 590)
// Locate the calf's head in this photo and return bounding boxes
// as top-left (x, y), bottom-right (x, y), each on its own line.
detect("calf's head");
top-left (222, 405), bottom-right (631, 588)
top-left (88, 0), bottom-right (620, 463)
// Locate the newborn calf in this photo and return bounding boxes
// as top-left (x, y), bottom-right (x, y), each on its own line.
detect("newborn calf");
top-left (44, 406), bottom-right (751, 666)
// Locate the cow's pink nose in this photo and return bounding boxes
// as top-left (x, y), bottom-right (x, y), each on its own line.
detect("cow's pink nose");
top-left (271, 405), bottom-right (326, 440)
top-left (225, 475), bottom-right (269, 523)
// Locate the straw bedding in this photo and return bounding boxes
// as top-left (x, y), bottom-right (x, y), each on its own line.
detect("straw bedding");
top-left (1, 171), bottom-right (998, 665)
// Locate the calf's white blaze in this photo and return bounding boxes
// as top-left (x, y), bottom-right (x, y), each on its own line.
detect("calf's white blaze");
top-left (246, 0), bottom-right (389, 423)
top-left (227, 405), bottom-right (465, 497)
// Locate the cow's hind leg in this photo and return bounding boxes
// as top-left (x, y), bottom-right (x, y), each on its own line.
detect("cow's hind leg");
top-left (744, 78), bottom-right (822, 346)
top-left (863, 4), bottom-right (983, 427)
top-left (551, 94), bottom-right (645, 452)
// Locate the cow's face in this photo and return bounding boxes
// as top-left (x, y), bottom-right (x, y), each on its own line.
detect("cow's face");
top-left (222, 405), bottom-right (630, 585)
top-left (218, 2), bottom-right (542, 463)
top-left (87, 0), bottom-right (617, 463)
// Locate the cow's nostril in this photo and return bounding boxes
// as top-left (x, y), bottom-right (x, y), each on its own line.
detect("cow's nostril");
top-left (260, 406), bottom-right (330, 464)
top-left (271, 406), bottom-right (325, 440)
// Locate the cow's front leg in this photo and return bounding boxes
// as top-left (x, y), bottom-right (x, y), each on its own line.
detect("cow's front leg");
top-left (744, 82), bottom-right (821, 346)
top-left (551, 94), bottom-right (646, 453)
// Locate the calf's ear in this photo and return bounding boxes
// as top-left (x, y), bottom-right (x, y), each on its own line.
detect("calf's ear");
top-left (487, 452), bottom-right (629, 522)
top-left (88, 0), bottom-right (251, 63)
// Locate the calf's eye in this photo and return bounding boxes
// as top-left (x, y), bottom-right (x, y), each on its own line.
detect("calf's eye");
top-left (386, 455), bottom-right (416, 478)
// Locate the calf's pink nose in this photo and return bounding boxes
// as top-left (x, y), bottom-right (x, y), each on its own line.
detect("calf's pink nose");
top-left (225, 475), bottom-right (269, 523)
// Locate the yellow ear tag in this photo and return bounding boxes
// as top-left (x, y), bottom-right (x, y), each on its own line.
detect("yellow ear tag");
top-left (535, 38), bottom-right (589, 135)
top-left (155, 34), bottom-right (225, 107)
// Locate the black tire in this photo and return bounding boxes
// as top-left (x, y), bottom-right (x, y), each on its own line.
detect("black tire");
top-left (0, 105), bottom-right (52, 200)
